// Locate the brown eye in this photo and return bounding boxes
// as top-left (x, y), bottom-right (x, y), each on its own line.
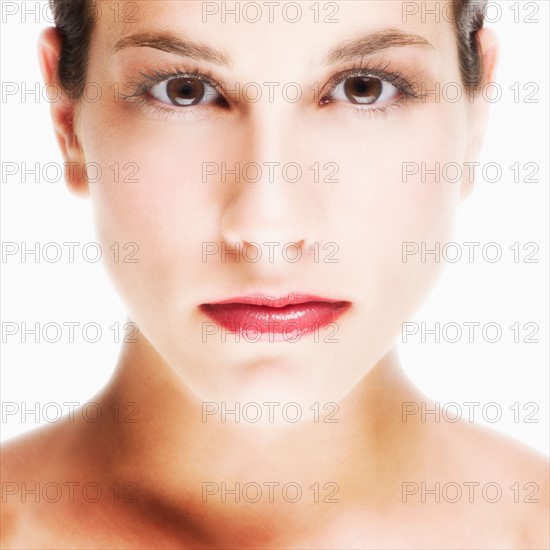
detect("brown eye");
top-left (166, 78), bottom-right (205, 106)
top-left (150, 76), bottom-right (224, 107)
top-left (344, 77), bottom-right (383, 104)
top-left (325, 75), bottom-right (399, 106)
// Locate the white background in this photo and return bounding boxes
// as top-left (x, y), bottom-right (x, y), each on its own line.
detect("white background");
top-left (1, 1), bottom-right (548, 454)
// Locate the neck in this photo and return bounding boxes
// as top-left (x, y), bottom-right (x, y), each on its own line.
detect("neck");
top-left (74, 337), bottom-right (425, 545)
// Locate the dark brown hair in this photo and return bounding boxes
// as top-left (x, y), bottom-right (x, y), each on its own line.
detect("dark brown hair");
top-left (49, 0), bottom-right (488, 100)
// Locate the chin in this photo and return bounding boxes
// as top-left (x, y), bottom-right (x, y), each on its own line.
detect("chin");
top-left (193, 356), bottom-right (355, 421)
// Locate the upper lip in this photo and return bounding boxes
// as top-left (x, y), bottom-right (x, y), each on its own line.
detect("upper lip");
top-left (202, 292), bottom-right (346, 308)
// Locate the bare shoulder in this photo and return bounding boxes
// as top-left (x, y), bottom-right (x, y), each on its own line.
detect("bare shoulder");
top-left (441, 418), bottom-right (549, 549)
top-left (1, 422), bottom-right (63, 480)
top-left (1, 430), bottom-right (38, 546)
top-left (0, 423), bottom-right (75, 548)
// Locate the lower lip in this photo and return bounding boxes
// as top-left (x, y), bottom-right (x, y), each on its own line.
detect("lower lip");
top-left (200, 301), bottom-right (350, 340)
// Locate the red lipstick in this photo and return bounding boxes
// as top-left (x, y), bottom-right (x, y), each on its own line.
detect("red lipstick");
top-left (200, 293), bottom-right (351, 341)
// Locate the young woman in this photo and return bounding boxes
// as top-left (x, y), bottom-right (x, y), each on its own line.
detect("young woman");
top-left (2, 0), bottom-right (548, 547)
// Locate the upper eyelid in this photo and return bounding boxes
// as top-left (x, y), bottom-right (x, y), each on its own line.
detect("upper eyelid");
top-left (123, 62), bottom-right (418, 107)
top-left (161, 72), bottom-right (220, 90)
top-left (121, 66), bottom-right (223, 102)
top-left (323, 68), bottom-right (409, 94)
top-left (155, 73), bottom-right (224, 101)
top-left (320, 59), bottom-right (420, 96)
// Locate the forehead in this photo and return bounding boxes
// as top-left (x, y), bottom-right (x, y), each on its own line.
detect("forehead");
top-left (94, 0), bottom-right (456, 68)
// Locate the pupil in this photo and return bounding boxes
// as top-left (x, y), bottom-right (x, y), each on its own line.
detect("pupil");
top-left (344, 77), bottom-right (382, 104)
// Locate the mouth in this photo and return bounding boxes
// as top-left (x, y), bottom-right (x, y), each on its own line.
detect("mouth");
top-left (199, 292), bottom-right (351, 340)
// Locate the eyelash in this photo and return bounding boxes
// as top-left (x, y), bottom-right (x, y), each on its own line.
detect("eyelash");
top-left (121, 66), bottom-right (223, 120)
top-left (321, 59), bottom-right (421, 118)
top-left (120, 60), bottom-right (421, 120)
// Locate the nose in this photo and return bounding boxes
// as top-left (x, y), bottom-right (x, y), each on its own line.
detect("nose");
top-left (219, 111), bottom-right (324, 260)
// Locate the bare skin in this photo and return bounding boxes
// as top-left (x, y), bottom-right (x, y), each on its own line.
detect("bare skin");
top-left (2, 344), bottom-right (548, 548)
top-left (1, 1), bottom-right (548, 547)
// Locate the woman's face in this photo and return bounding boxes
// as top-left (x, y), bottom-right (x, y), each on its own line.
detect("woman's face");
top-left (68, 0), bottom-right (484, 404)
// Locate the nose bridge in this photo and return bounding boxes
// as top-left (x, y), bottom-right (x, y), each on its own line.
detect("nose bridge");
top-left (246, 99), bottom-right (290, 167)
top-left (220, 105), bottom-right (321, 252)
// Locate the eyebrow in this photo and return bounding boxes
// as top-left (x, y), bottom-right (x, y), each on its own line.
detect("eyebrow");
top-left (113, 32), bottom-right (233, 67)
top-left (113, 28), bottom-right (434, 68)
top-left (323, 29), bottom-right (436, 65)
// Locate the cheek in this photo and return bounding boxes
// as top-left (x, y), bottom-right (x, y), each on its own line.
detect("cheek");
top-left (81, 95), bottom-right (468, 335)
top-left (82, 115), bottom-right (232, 313)
top-left (318, 101), bottom-right (469, 320)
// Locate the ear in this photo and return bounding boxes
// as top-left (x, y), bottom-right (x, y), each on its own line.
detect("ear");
top-left (461, 27), bottom-right (500, 200)
top-left (38, 27), bottom-right (89, 196)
